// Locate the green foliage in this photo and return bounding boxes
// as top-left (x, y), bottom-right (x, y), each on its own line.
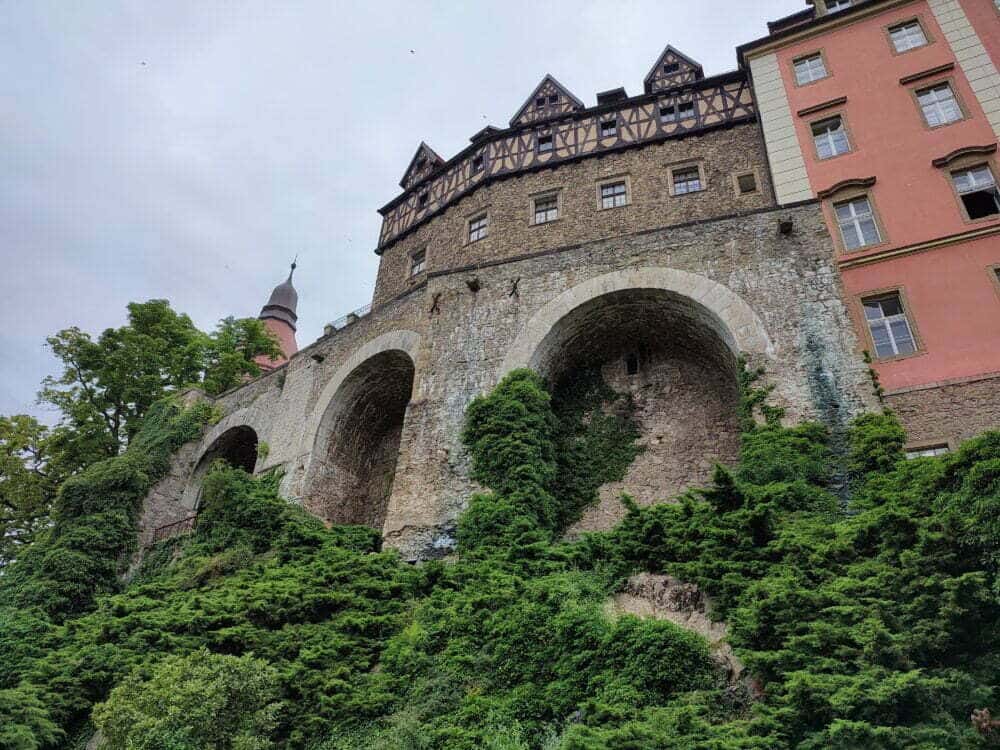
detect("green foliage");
top-left (92, 648), bottom-right (281, 750)
top-left (0, 415), bottom-right (59, 566)
top-left (3, 360), bottom-right (999, 750)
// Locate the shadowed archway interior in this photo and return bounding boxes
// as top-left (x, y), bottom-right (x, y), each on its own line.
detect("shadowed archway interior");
top-left (531, 288), bottom-right (742, 531)
top-left (182, 425), bottom-right (259, 510)
top-left (305, 349), bottom-right (416, 530)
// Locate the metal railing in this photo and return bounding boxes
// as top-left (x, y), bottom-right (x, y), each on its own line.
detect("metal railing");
top-left (326, 303), bottom-right (372, 334)
top-left (150, 515), bottom-right (197, 544)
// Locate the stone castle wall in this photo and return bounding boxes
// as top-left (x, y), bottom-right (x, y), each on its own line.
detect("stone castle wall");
top-left (139, 199), bottom-right (879, 560)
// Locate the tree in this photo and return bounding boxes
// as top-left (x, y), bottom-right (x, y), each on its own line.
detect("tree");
top-left (37, 300), bottom-right (280, 470)
top-left (92, 649), bottom-right (281, 750)
top-left (0, 416), bottom-right (57, 566)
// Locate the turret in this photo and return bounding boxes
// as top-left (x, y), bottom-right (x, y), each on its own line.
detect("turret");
top-left (256, 262), bottom-right (299, 371)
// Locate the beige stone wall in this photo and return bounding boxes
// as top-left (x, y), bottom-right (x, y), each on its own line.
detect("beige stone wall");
top-left (886, 373), bottom-right (1000, 449)
top-left (373, 123), bottom-right (775, 306)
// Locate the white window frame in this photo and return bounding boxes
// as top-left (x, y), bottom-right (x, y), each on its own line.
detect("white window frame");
top-left (834, 196), bottom-right (882, 250)
top-left (916, 83), bottom-right (962, 127)
top-left (863, 293), bottom-right (917, 359)
top-left (600, 119), bottom-right (617, 137)
top-left (533, 193), bottom-right (559, 224)
top-left (951, 164), bottom-right (1000, 218)
top-left (672, 166), bottom-right (703, 195)
top-left (537, 134), bottom-right (554, 153)
top-left (409, 249), bottom-right (426, 277)
top-left (468, 213), bottom-right (488, 243)
top-left (794, 53), bottom-right (827, 85)
top-left (811, 116), bottom-right (850, 159)
top-left (905, 444), bottom-right (950, 459)
top-left (826, 0), bottom-right (852, 13)
top-left (660, 101), bottom-right (694, 123)
top-left (600, 181), bottom-right (628, 209)
top-left (889, 21), bottom-right (927, 53)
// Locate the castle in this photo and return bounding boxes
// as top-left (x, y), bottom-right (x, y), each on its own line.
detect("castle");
top-left (143, 0), bottom-right (1000, 560)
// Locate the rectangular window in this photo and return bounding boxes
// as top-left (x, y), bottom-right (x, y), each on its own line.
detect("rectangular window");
top-left (418, 191), bottom-right (429, 207)
top-left (471, 154), bottom-right (485, 173)
top-left (600, 181), bottom-right (628, 209)
top-left (410, 249), bottom-right (426, 277)
top-left (794, 53), bottom-right (827, 85)
top-left (916, 83), bottom-right (962, 126)
top-left (672, 167), bottom-right (703, 195)
top-left (536, 96), bottom-right (546, 107)
top-left (468, 213), bottom-right (488, 243)
top-left (889, 20), bottom-right (927, 52)
top-left (811, 116), bottom-right (850, 159)
top-left (952, 165), bottom-right (1000, 219)
top-left (826, 0), bottom-right (852, 12)
top-left (736, 172), bottom-right (758, 194)
top-left (660, 101), bottom-right (694, 123)
top-left (905, 444), bottom-right (950, 459)
top-left (863, 293), bottom-right (916, 358)
top-left (548, 94), bottom-right (559, 104)
top-left (538, 134), bottom-right (554, 153)
top-left (835, 196), bottom-right (881, 249)
top-left (600, 119), bottom-right (617, 137)
top-left (533, 194), bottom-right (558, 224)
top-left (663, 62), bottom-right (680, 74)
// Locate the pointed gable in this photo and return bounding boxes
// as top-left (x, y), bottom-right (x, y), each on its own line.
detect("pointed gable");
top-left (400, 142), bottom-right (445, 190)
top-left (643, 45), bottom-right (704, 93)
top-left (509, 74), bottom-right (584, 127)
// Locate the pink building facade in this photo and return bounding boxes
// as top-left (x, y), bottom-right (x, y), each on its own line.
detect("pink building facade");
top-left (741, 0), bottom-right (1000, 451)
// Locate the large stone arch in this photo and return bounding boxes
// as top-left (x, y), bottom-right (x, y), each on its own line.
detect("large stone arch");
top-left (301, 330), bottom-right (422, 530)
top-left (181, 424), bottom-right (259, 510)
top-left (499, 267), bottom-right (773, 532)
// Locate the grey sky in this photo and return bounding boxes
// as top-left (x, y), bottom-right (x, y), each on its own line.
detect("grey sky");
top-left (1, 0), bottom-right (799, 420)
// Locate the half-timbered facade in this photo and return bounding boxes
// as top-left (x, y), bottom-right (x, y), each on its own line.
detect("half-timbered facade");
top-left (376, 55), bottom-right (755, 254)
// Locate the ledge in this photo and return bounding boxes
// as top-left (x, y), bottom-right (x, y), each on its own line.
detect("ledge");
top-left (816, 176), bottom-right (876, 199)
top-left (931, 143), bottom-right (998, 168)
top-left (899, 62), bottom-right (954, 86)
top-left (797, 96), bottom-right (847, 117)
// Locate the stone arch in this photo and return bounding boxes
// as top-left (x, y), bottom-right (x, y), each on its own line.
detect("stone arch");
top-left (301, 330), bottom-right (421, 530)
top-left (500, 268), bottom-right (771, 531)
top-left (181, 424), bottom-right (259, 510)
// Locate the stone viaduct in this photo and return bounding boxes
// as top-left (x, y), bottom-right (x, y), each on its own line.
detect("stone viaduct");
top-left (140, 60), bottom-right (881, 560)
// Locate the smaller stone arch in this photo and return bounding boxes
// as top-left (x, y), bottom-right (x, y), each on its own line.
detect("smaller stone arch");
top-left (300, 330), bottom-right (422, 530)
top-left (181, 425), bottom-right (259, 510)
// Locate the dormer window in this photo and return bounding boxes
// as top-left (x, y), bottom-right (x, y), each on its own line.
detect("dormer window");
top-left (414, 157), bottom-right (426, 172)
top-left (471, 154), bottom-right (485, 174)
top-left (663, 62), bottom-right (680, 74)
top-left (536, 96), bottom-right (546, 107)
top-left (538, 134), bottom-right (554, 153)
top-left (548, 94), bottom-right (559, 104)
top-left (600, 119), bottom-right (617, 137)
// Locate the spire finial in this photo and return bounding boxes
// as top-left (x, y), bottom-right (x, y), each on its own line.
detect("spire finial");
top-left (288, 255), bottom-right (297, 281)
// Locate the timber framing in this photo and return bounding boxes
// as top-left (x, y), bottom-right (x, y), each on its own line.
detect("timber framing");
top-left (376, 69), bottom-right (755, 254)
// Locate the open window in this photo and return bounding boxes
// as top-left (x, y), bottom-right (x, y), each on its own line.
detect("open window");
top-left (951, 164), bottom-right (1000, 220)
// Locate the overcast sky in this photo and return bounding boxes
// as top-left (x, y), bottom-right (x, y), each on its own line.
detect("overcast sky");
top-left (1, 0), bottom-right (801, 420)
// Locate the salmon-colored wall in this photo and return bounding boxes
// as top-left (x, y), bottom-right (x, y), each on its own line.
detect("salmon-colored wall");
top-left (255, 318), bottom-right (297, 371)
top-left (959, 0), bottom-right (1000, 70)
top-left (771, 0), bottom-right (1000, 390)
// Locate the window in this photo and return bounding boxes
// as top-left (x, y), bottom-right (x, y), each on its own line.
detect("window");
top-left (794, 54), bottom-right (827, 85)
top-left (536, 96), bottom-right (546, 107)
top-left (863, 293), bottom-right (916, 358)
top-left (952, 165), bottom-right (1000, 219)
top-left (548, 94), bottom-right (559, 104)
top-left (672, 166), bottom-right (703, 195)
top-left (625, 352), bottom-right (640, 376)
top-left (835, 196), bottom-right (881, 249)
top-left (736, 172), bottom-right (758, 194)
top-left (600, 181), bottom-right (628, 209)
top-left (663, 62), bottom-right (680, 74)
top-left (660, 101), bottom-right (695, 122)
top-left (538, 134), bottom-right (554, 153)
top-left (889, 20), bottom-right (927, 52)
top-left (905, 444), bottom-right (950, 459)
top-left (414, 157), bottom-right (426, 172)
top-left (471, 154), bottom-right (485, 174)
top-left (468, 213), bottom-right (488, 242)
top-left (418, 191), bottom-right (429, 208)
top-left (811, 116), bottom-right (850, 159)
top-left (826, 0), bottom-right (852, 12)
top-left (916, 83), bottom-right (962, 126)
top-left (410, 249), bottom-right (426, 277)
top-left (600, 119), bottom-right (617, 137)
top-left (533, 194), bottom-right (558, 224)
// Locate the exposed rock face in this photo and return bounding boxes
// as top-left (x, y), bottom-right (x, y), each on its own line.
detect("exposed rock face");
top-left (609, 573), bottom-right (746, 685)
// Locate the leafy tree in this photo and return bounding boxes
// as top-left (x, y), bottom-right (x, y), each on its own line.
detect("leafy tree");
top-left (0, 416), bottom-right (58, 566)
top-left (92, 648), bottom-right (281, 750)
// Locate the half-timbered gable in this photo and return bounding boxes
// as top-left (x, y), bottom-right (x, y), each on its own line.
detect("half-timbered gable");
top-left (399, 142), bottom-right (445, 190)
top-left (644, 45), bottom-right (704, 93)
top-left (509, 74), bottom-right (584, 127)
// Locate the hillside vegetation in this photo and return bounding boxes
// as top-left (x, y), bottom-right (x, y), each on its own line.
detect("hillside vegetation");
top-left (1, 367), bottom-right (998, 749)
